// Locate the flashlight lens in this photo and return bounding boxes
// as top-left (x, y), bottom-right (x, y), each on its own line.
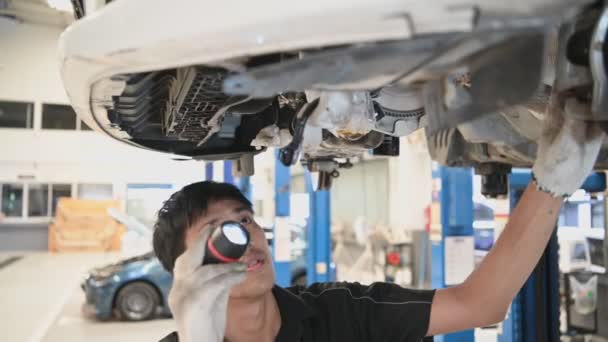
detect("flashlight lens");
top-left (222, 223), bottom-right (248, 245)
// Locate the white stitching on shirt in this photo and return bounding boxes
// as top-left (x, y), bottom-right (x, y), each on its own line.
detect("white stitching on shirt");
top-left (298, 287), bottom-right (432, 305)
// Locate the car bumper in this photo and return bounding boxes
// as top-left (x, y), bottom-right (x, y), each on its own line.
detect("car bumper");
top-left (82, 280), bottom-right (117, 320)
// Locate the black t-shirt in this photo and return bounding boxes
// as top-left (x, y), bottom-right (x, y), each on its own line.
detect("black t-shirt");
top-left (160, 282), bottom-right (435, 342)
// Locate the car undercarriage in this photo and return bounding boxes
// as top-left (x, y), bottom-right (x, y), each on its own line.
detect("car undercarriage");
top-left (64, 0), bottom-right (608, 195)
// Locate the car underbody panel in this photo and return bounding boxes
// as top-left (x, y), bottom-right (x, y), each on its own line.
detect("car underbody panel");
top-left (61, 0), bottom-right (608, 192)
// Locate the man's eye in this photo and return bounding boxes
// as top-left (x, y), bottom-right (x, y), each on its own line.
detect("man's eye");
top-left (240, 217), bottom-right (252, 225)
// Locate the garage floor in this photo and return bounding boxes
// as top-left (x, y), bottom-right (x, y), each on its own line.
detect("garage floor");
top-left (2, 252), bottom-right (498, 342)
top-left (0, 252), bottom-right (175, 342)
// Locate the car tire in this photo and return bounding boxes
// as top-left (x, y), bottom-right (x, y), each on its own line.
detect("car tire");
top-left (115, 282), bottom-right (160, 321)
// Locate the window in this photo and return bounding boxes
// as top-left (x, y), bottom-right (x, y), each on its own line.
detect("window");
top-left (42, 104), bottom-right (77, 130)
top-left (588, 238), bottom-right (605, 268)
top-left (51, 184), bottom-right (72, 216)
top-left (560, 202), bottom-right (579, 227)
top-left (1, 184), bottom-right (23, 217)
top-left (571, 242), bottom-right (588, 262)
top-left (0, 183), bottom-right (73, 219)
top-left (28, 184), bottom-right (49, 217)
top-left (78, 184), bottom-right (113, 200)
top-left (591, 200), bottom-right (605, 229)
top-left (126, 184), bottom-right (173, 226)
top-left (0, 101), bottom-right (33, 128)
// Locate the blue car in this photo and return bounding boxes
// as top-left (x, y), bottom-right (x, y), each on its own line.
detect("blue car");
top-left (81, 252), bottom-right (173, 321)
top-left (82, 248), bottom-right (308, 321)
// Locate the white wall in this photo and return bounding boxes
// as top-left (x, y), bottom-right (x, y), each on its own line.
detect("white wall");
top-left (330, 159), bottom-right (389, 225)
top-left (0, 22), bottom-right (68, 104)
top-left (388, 130), bottom-right (433, 231)
top-left (0, 21), bottom-right (206, 217)
top-left (288, 131), bottom-right (432, 231)
top-left (289, 159), bottom-right (389, 226)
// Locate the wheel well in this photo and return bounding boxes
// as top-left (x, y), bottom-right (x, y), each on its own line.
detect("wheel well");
top-left (112, 279), bottom-right (164, 310)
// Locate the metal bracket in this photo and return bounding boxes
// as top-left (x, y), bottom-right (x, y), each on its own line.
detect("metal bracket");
top-left (278, 99), bottom-right (319, 166)
top-left (424, 33), bottom-right (547, 134)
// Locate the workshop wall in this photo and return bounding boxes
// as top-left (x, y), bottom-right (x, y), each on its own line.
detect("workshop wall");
top-left (291, 159), bottom-right (390, 226)
top-left (387, 132), bottom-right (433, 231)
top-left (0, 21), bottom-right (206, 241)
top-left (289, 133), bottom-right (433, 231)
top-left (0, 22), bottom-right (68, 103)
top-left (0, 23), bottom-right (205, 186)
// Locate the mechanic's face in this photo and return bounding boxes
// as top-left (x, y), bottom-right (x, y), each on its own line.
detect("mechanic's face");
top-left (185, 199), bottom-right (275, 298)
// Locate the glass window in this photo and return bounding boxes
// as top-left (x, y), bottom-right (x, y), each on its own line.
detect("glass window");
top-left (78, 184), bottom-right (113, 200)
top-left (1, 184), bottom-right (23, 217)
top-left (42, 104), bottom-right (77, 130)
top-left (558, 212), bottom-right (566, 227)
top-left (51, 184), bottom-right (72, 216)
top-left (572, 242), bottom-right (588, 262)
top-left (562, 202), bottom-right (579, 226)
top-left (588, 238), bottom-right (605, 267)
top-left (0, 101), bottom-right (33, 128)
top-left (591, 201), bottom-right (605, 228)
top-left (28, 184), bottom-right (49, 217)
top-left (126, 184), bottom-right (173, 227)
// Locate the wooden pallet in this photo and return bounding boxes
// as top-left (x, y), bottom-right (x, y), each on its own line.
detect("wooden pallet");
top-left (48, 198), bottom-right (125, 252)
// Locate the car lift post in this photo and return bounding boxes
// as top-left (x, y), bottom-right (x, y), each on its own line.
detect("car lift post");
top-left (205, 162), bottom-right (213, 181)
top-left (205, 161), bottom-right (237, 185)
top-left (430, 164), bottom-right (475, 342)
top-left (222, 160), bottom-right (252, 200)
top-left (223, 160), bottom-right (234, 184)
top-left (274, 152), bottom-right (292, 287)
top-left (305, 171), bottom-right (332, 284)
top-left (497, 170), bottom-right (606, 342)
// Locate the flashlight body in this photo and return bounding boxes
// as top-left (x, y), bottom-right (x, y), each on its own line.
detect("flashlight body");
top-left (202, 222), bottom-right (250, 265)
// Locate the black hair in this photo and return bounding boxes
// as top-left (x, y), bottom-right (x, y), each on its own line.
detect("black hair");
top-left (152, 181), bottom-right (252, 272)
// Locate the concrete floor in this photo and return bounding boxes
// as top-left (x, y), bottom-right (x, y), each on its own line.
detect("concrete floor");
top-left (1, 252), bottom-right (499, 342)
top-left (41, 287), bottom-right (175, 342)
top-left (0, 252), bottom-right (175, 342)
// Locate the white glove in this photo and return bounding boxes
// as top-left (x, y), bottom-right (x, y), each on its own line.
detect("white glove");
top-left (532, 96), bottom-right (605, 197)
top-left (168, 227), bottom-right (246, 342)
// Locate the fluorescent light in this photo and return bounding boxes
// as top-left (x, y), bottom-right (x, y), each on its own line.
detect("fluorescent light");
top-left (47, 0), bottom-right (74, 12)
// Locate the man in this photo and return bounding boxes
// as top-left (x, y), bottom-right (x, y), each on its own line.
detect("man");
top-left (153, 98), bottom-right (605, 342)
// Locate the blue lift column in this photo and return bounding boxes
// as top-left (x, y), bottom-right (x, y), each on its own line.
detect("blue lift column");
top-left (274, 153), bottom-right (292, 287)
top-left (205, 162), bottom-right (213, 181)
top-left (431, 164), bottom-right (475, 342)
top-left (206, 160), bottom-right (235, 183)
top-left (305, 171), bottom-right (332, 284)
top-left (223, 160), bottom-right (234, 184)
top-left (222, 159), bottom-right (252, 203)
top-left (498, 170), bottom-right (606, 342)
top-left (239, 176), bottom-right (252, 200)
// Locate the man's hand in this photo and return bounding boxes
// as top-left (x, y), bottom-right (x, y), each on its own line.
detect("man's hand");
top-left (427, 94), bottom-right (605, 336)
top-left (533, 96), bottom-right (605, 197)
top-left (169, 227), bottom-right (246, 342)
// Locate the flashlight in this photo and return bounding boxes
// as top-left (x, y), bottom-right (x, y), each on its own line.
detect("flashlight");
top-left (202, 221), bottom-right (250, 265)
